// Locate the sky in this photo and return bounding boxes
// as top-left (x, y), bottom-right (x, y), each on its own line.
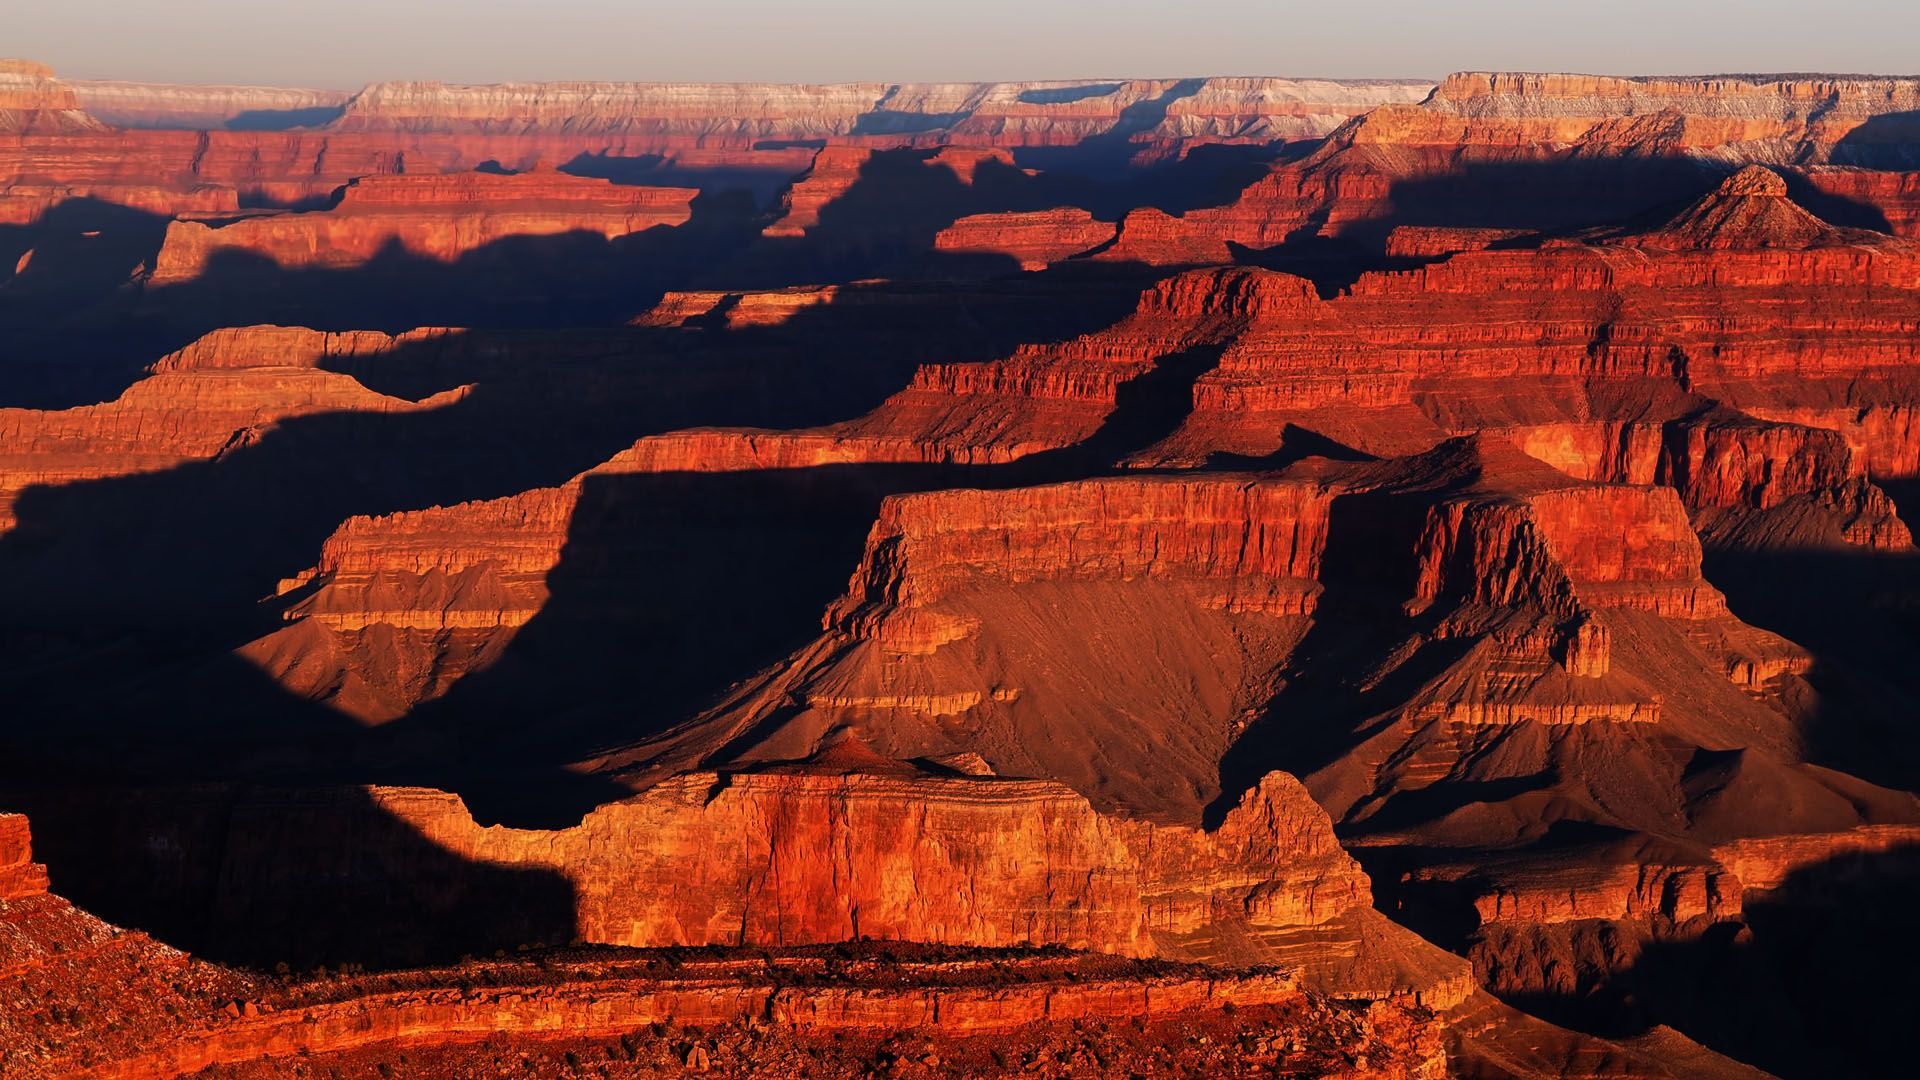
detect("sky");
top-left (13, 0), bottom-right (1920, 90)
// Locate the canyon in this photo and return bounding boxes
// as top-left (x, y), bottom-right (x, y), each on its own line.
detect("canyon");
top-left (2, 54), bottom-right (1918, 1077)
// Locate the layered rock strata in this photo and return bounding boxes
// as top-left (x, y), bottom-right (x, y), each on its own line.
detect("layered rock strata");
top-left (68, 81), bottom-right (351, 131)
top-left (149, 169), bottom-right (698, 283)
top-left (0, 60), bottom-right (106, 135)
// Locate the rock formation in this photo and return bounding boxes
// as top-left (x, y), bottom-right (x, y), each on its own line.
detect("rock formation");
top-left (0, 809), bottom-right (1471, 1079)
top-left (0, 60), bottom-right (106, 135)
top-left (149, 170), bottom-right (698, 283)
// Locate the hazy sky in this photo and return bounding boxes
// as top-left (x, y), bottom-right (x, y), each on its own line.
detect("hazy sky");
top-left (15, 1), bottom-right (1919, 90)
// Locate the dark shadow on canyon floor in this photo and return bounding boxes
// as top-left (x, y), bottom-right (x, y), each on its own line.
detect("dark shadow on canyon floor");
top-left (1702, 541), bottom-right (1920, 794)
top-left (1435, 844), bottom-right (1920, 1079)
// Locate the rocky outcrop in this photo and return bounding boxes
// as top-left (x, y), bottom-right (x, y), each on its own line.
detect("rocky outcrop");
top-left (0, 813), bottom-right (48, 900)
top-left (0, 808), bottom-right (1461, 1079)
top-left (376, 756), bottom-right (1372, 962)
top-left (22, 743), bottom-right (1470, 1005)
top-left (0, 814), bottom-right (246, 1080)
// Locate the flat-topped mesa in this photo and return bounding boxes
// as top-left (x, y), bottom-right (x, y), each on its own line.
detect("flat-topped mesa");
top-left (253, 488), bottom-right (568, 722)
top-left (933, 207), bottom-right (1114, 270)
top-left (614, 444), bottom-right (1815, 817)
top-left (149, 169), bottom-right (699, 284)
top-left (68, 80), bottom-right (352, 130)
top-left (323, 168), bottom-right (697, 212)
top-left (0, 179), bottom-right (237, 226)
top-left (829, 476), bottom-right (1333, 650)
top-left (0, 59), bottom-right (108, 134)
top-left (277, 484), bottom-right (577, 630)
top-left (586, 471), bottom-right (1347, 824)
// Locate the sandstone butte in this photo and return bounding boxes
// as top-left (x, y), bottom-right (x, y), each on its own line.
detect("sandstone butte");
top-left (5, 57), bottom-right (1920, 1080)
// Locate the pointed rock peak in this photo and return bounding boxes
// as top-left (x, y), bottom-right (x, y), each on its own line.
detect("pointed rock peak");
top-left (1639, 165), bottom-right (1885, 251)
top-left (923, 750), bottom-right (997, 777)
top-left (801, 726), bottom-right (923, 777)
top-left (1715, 164), bottom-right (1789, 198)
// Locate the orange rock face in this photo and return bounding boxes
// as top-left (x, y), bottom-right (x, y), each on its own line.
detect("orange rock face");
top-left (0, 809), bottom-right (1463, 1079)
top-left (240, 756), bottom-right (1374, 963)
top-left (149, 170), bottom-right (698, 283)
top-left (934, 207), bottom-right (1113, 270)
top-left (0, 326), bottom-right (453, 531)
top-left (0, 60), bottom-right (106, 135)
